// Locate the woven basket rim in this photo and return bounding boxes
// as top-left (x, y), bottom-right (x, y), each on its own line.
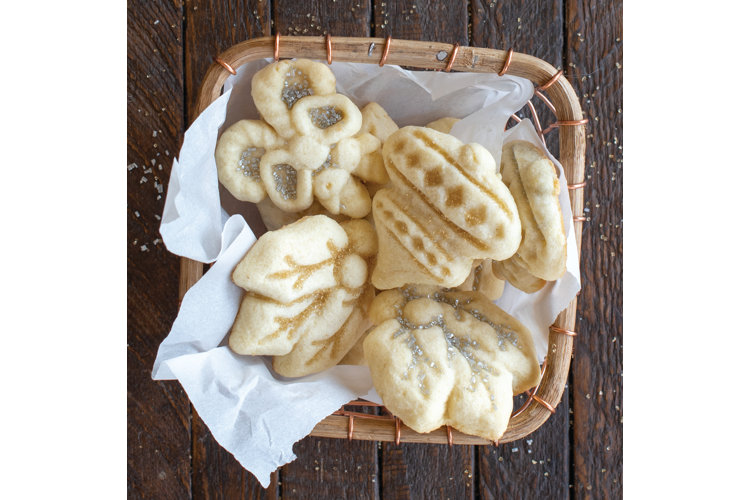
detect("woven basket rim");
top-left (183, 35), bottom-right (587, 445)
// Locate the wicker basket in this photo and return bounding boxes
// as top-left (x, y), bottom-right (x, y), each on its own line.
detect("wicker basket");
top-left (180, 35), bottom-right (587, 446)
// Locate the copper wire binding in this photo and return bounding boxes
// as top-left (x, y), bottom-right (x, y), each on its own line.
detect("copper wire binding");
top-left (550, 325), bottom-right (578, 337)
top-left (273, 33), bottom-right (280, 61)
top-left (497, 47), bottom-right (514, 76)
top-left (319, 44), bottom-right (587, 443)
top-left (444, 43), bottom-right (460, 72)
top-left (542, 119), bottom-right (589, 136)
top-left (213, 56), bottom-right (236, 75)
top-left (325, 33), bottom-right (333, 64)
top-left (445, 425), bottom-right (454, 446)
top-left (531, 394), bottom-right (557, 413)
top-left (379, 35), bottom-right (392, 67)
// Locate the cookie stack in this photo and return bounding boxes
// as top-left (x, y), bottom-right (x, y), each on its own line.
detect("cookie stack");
top-left (214, 59), bottom-right (568, 441)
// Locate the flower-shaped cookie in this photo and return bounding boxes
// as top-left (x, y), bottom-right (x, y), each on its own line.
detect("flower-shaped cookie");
top-left (371, 126), bottom-right (522, 289)
top-left (492, 140), bottom-right (566, 293)
top-left (251, 59), bottom-right (337, 139)
top-left (258, 149), bottom-right (315, 212)
top-left (291, 93), bottom-right (363, 145)
top-left (229, 215), bottom-right (377, 377)
top-left (214, 119), bottom-right (285, 202)
top-left (363, 286), bottom-right (541, 440)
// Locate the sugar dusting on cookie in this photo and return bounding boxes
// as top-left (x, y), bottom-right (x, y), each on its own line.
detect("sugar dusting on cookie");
top-left (385, 287), bottom-right (523, 406)
top-left (309, 105), bottom-right (343, 129)
top-left (238, 146), bottom-right (265, 180)
top-left (272, 164), bottom-right (298, 200)
top-left (281, 67), bottom-right (313, 109)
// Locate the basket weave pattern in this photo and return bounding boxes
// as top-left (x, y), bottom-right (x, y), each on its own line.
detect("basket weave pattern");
top-left (181, 35), bottom-right (587, 446)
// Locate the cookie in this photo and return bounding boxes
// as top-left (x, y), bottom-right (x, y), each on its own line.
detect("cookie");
top-left (258, 149), bottom-right (315, 213)
top-left (363, 286), bottom-right (541, 440)
top-left (371, 126), bottom-right (522, 289)
top-left (358, 102), bottom-right (399, 142)
top-left (256, 197), bottom-right (345, 231)
top-left (491, 257), bottom-right (545, 294)
top-left (313, 167), bottom-right (371, 218)
top-left (251, 59), bottom-right (337, 139)
top-left (493, 140), bottom-right (567, 292)
top-left (452, 259), bottom-right (505, 301)
top-left (426, 117), bottom-right (460, 134)
top-left (338, 334), bottom-right (367, 366)
top-left (215, 119), bottom-right (285, 202)
top-left (229, 216), bottom-right (377, 377)
top-left (291, 93), bottom-right (363, 146)
top-left (352, 103), bottom-right (399, 184)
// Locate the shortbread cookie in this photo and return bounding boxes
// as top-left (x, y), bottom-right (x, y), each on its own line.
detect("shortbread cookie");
top-left (371, 126), bottom-right (522, 289)
top-left (313, 168), bottom-right (371, 218)
top-left (493, 140), bottom-right (566, 292)
top-left (338, 334), bottom-right (367, 366)
top-left (492, 257), bottom-right (546, 294)
top-left (359, 102), bottom-right (399, 142)
top-left (426, 117), bottom-right (459, 134)
top-left (229, 216), bottom-right (377, 377)
top-left (363, 286), bottom-right (541, 440)
top-left (452, 259), bottom-right (505, 301)
top-left (251, 59), bottom-right (337, 139)
top-left (291, 94), bottom-right (363, 145)
top-left (352, 103), bottom-right (399, 184)
top-left (332, 134), bottom-right (380, 173)
top-left (259, 149), bottom-right (315, 212)
top-left (215, 120), bottom-right (285, 202)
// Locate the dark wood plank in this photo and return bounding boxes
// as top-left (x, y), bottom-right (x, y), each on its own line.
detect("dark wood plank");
top-left (565, 0), bottom-right (623, 497)
top-left (371, 3), bottom-right (477, 497)
top-left (471, 2), bottom-right (570, 498)
top-left (183, 1), bottom-right (279, 498)
top-left (281, 436), bottom-right (379, 499)
top-left (381, 443), bottom-right (474, 500)
top-left (185, 0), bottom-right (272, 119)
top-left (274, 0), bottom-right (370, 38)
top-left (127, 0), bottom-right (191, 498)
top-left (477, 395), bottom-right (570, 499)
top-left (373, 0), bottom-right (468, 45)
top-left (269, 2), bottom-right (380, 498)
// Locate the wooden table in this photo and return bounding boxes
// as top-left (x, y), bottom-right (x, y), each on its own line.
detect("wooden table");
top-left (127, 1), bottom-right (622, 497)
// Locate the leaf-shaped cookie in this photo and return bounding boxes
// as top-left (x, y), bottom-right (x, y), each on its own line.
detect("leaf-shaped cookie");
top-left (492, 140), bottom-right (566, 292)
top-left (363, 286), bottom-right (541, 440)
top-left (229, 216), bottom-right (378, 377)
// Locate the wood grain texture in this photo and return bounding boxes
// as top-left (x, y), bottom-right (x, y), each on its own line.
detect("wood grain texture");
top-left (382, 443), bottom-right (474, 500)
top-left (471, 3), bottom-right (570, 498)
top-left (373, 0), bottom-right (468, 45)
top-left (127, 0), bottom-right (190, 498)
top-left (566, 0), bottom-right (623, 497)
top-left (185, 0), bottom-right (272, 119)
top-left (281, 436), bottom-right (379, 499)
top-left (274, 0), bottom-right (371, 38)
top-left (183, 1), bottom-right (279, 499)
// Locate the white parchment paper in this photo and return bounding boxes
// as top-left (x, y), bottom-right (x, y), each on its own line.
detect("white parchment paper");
top-left (153, 59), bottom-right (579, 487)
